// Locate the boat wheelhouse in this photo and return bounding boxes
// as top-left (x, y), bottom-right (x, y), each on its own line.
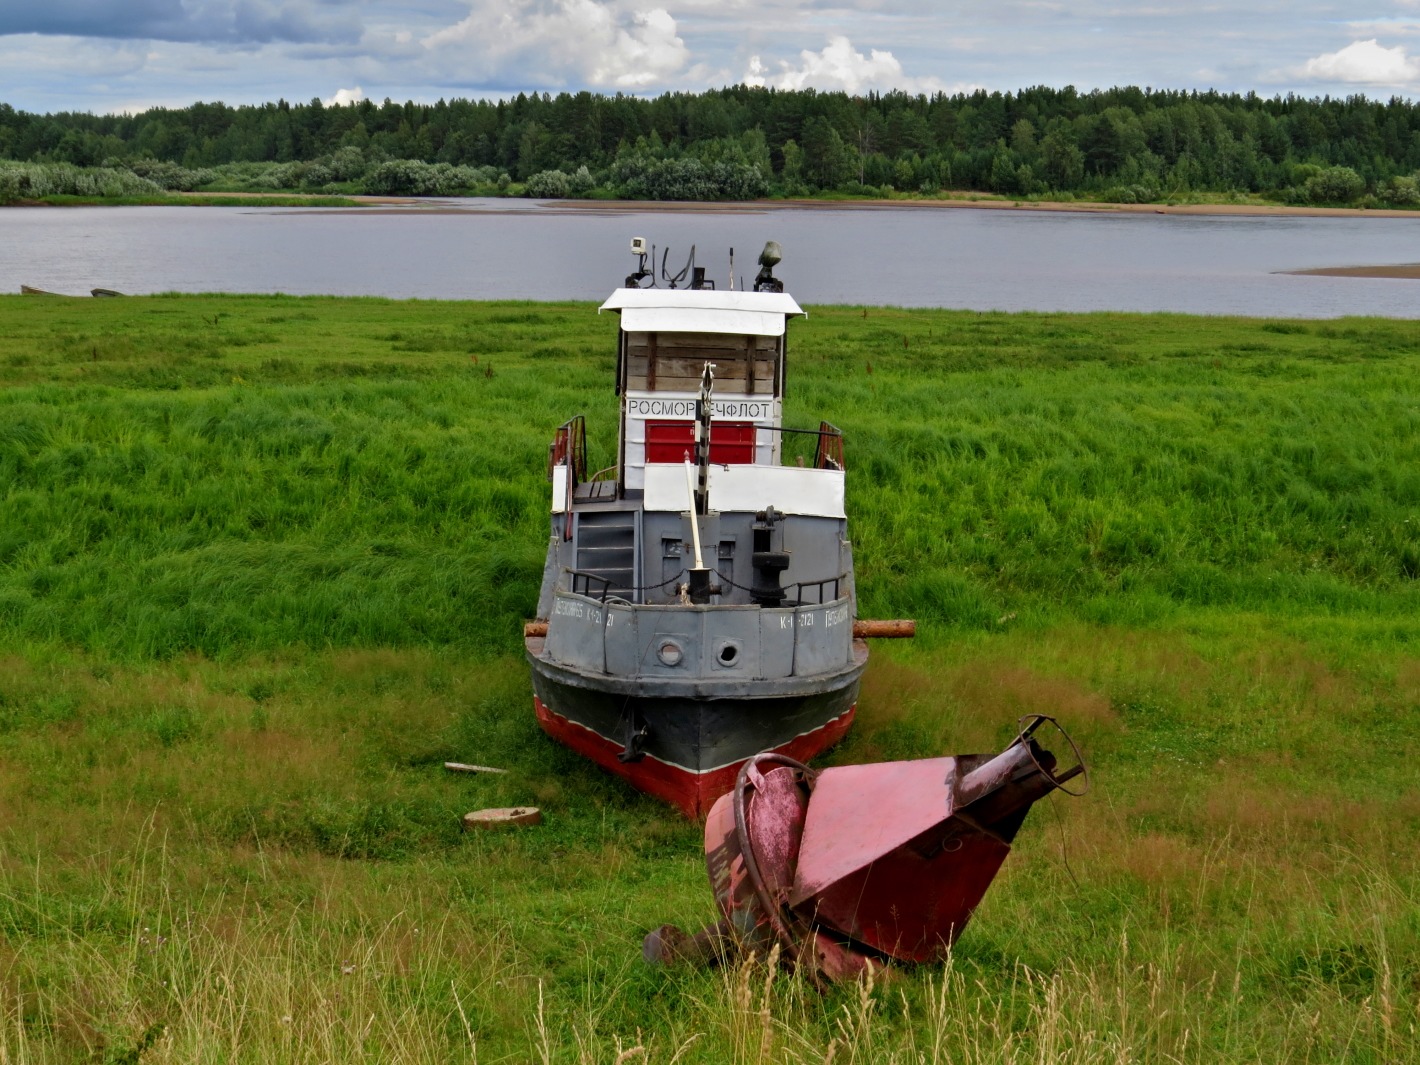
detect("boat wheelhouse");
top-left (525, 243), bottom-right (868, 817)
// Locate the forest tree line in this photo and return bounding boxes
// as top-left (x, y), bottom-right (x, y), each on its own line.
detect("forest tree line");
top-left (4, 84), bottom-right (1420, 205)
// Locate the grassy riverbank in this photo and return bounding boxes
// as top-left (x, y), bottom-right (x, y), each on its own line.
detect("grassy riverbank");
top-left (1, 295), bottom-right (1417, 1062)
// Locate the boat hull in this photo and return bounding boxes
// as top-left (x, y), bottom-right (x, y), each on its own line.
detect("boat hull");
top-left (528, 643), bottom-right (863, 817)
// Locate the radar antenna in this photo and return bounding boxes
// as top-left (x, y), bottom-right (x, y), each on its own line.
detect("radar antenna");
top-left (625, 237), bottom-right (654, 288)
top-left (662, 245), bottom-right (696, 289)
top-left (753, 241), bottom-right (784, 293)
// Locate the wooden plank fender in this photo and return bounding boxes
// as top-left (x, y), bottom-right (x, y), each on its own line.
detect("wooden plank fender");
top-left (522, 619), bottom-right (913, 639)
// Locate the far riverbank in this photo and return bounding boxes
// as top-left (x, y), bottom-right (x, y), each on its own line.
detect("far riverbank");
top-left (8, 190), bottom-right (1420, 221)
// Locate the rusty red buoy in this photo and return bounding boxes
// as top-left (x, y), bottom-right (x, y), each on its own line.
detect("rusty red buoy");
top-left (644, 715), bottom-right (1086, 983)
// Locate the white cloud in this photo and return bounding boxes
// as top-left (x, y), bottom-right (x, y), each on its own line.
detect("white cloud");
top-left (323, 85), bottom-right (364, 105)
top-left (423, 0), bottom-right (689, 88)
top-left (1296, 38), bottom-right (1420, 85)
top-left (1343, 19), bottom-right (1420, 38)
top-left (12, 1), bottom-right (1420, 115)
top-left (0, 34), bottom-right (150, 79)
top-left (743, 35), bottom-right (948, 94)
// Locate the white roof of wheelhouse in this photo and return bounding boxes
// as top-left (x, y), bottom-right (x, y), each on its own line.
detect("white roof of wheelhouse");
top-left (599, 288), bottom-right (805, 337)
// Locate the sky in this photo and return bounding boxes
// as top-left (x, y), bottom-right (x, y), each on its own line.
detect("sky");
top-left (4, 1), bottom-right (1420, 115)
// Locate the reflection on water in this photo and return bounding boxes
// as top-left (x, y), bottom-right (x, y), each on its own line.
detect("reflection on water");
top-left (3, 200), bottom-right (1420, 317)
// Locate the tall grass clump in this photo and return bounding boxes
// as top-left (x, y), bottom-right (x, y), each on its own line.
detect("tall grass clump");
top-left (0, 295), bottom-right (1417, 1061)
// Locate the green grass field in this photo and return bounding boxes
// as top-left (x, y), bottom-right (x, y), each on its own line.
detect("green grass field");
top-left (1, 294), bottom-right (1417, 1062)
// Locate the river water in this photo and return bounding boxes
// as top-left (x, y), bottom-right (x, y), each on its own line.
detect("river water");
top-left (3, 199), bottom-right (1420, 317)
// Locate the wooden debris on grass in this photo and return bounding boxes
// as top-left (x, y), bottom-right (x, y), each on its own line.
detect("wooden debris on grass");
top-left (462, 807), bottom-right (542, 830)
top-left (444, 762), bottom-right (508, 775)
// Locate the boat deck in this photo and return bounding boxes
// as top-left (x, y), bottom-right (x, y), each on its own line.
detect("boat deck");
top-left (573, 480), bottom-right (623, 504)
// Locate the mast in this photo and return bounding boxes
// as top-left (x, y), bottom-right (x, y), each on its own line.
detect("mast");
top-left (693, 361), bottom-right (714, 516)
top-left (685, 361), bottom-right (715, 604)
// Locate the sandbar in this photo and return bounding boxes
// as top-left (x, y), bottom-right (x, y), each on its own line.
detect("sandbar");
top-left (1284, 263), bottom-right (1420, 279)
top-left (548, 197), bottom-right (1420, 220)
top-left (266, 195), bottom-right (1420, 220)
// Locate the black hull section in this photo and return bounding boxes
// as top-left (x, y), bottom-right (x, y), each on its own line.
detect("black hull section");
top-left (530, 662), bottom-right (861, 775)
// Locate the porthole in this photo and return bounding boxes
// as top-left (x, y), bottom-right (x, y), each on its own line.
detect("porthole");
top-left (657, 640), bottom-right (683, 666)
top-left (716, 642), bottom-right (741, 667)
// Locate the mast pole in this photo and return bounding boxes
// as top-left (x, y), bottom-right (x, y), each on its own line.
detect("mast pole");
top-left (683, 459), bottom-right (705, 571)
top-left (682, 361), bottom-right (716, 604)
top-left (694, 361), bottom-right (715, 516)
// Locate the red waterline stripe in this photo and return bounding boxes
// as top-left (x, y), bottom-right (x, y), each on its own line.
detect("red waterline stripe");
top-left (534, 696), bottom-right (855, 818)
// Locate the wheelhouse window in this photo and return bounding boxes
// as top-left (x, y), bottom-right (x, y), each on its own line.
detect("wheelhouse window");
top-left (621, 331), bottom-right (781, 396)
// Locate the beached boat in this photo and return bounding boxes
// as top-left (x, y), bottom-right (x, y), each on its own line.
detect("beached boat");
top-left (525, 241), bottom-right (884, 817)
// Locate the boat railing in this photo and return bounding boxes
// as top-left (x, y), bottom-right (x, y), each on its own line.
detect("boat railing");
top-left (755, 422), bottom-right (845, 470)
top-left (549, 415), bottom-right (588, 541)
top-left (813, 421), bottom-right (845, 471)
top-left (564, 567), bottom-right (845, 608)
top-left (568, 569), bottom-right (614, 600)
top-left (785, 575), bottom-right (843, 605)
top-left (548, 415), bottom-right (588, 482)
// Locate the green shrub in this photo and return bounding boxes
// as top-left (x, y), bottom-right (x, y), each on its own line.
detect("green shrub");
top-left (123, 158), bottom-right (216, 191)
top-left (0, 160), bottom-right (164, 200)
top-left (524, 168), bottom-right (571, 198)
top-left (1105, 183), bottom-right (1159, 204)
top-left (1305, 165), bottom-right (1366, 204)
top-left (1382, 175), bottom-right (1420, 205)
top-left (324, 145), bottom-right (368, 182)
top-left (361, 159), bottom-right (499, 196)
top-left (609, 155), bottom-right (768, 201)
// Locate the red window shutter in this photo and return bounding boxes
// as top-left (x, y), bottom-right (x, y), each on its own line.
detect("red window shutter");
top-left (644, 421), bottom-right (756, 465)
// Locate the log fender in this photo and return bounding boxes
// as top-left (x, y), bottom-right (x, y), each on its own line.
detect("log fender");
top-left (851, 619), bottom-right (915, 639)
top-left (522, 618), bottom-right (914, 639)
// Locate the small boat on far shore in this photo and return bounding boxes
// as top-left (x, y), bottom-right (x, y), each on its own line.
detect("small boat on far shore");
top-left (19, 285), bottom-right (128, 297)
